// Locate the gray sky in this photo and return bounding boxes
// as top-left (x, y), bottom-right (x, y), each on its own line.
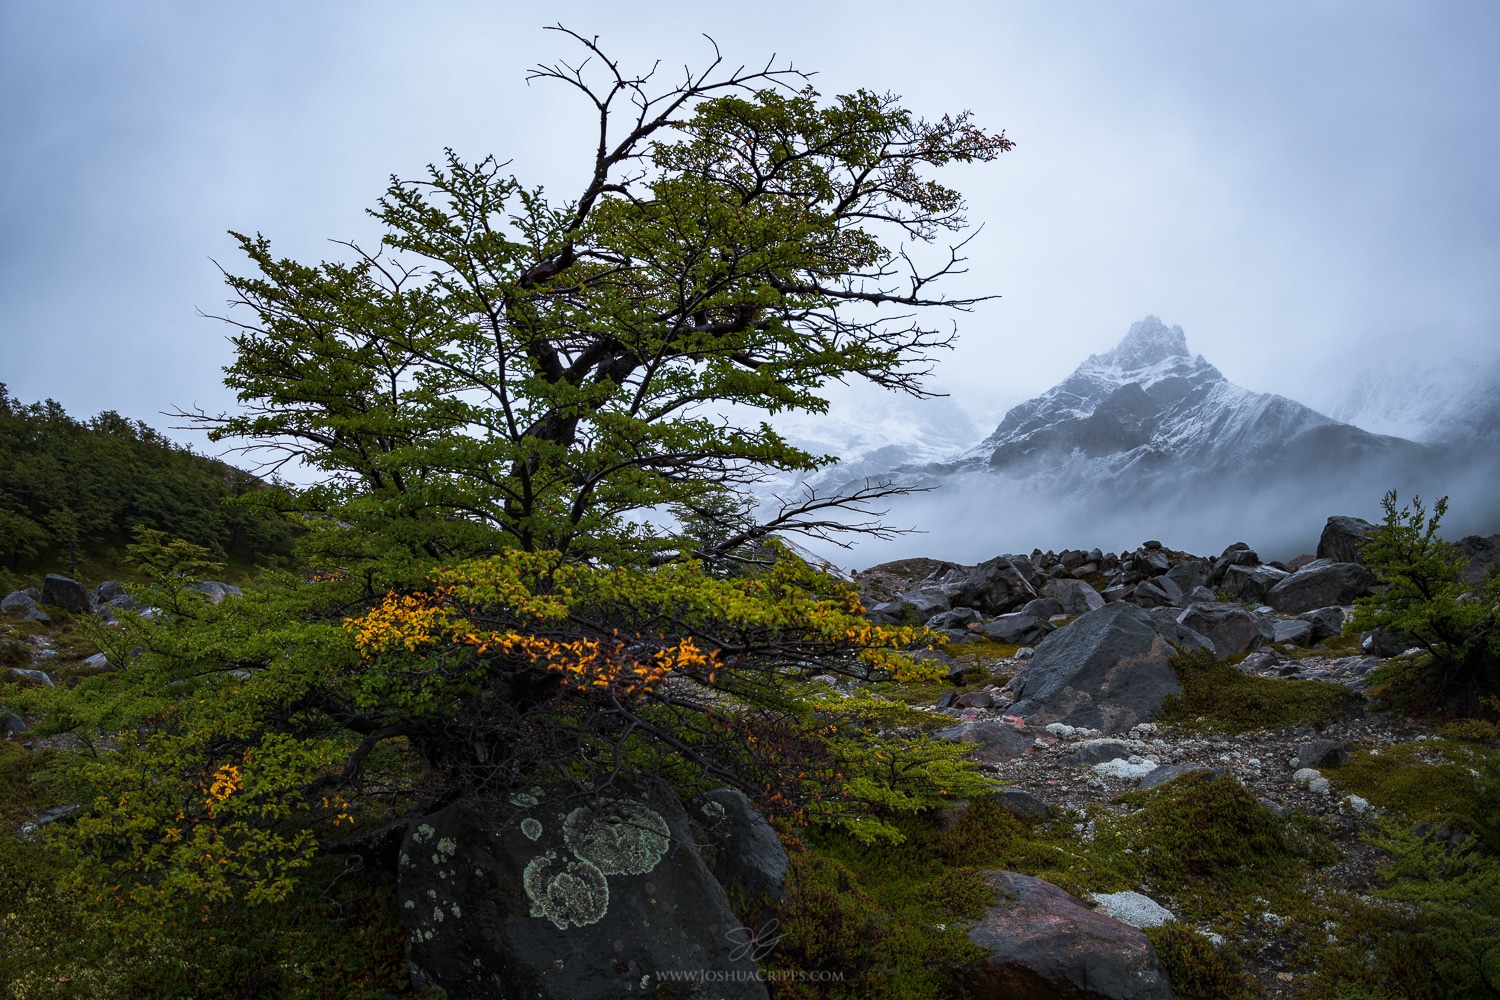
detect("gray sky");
top-left (4, 0), bottom-right (1499, 447)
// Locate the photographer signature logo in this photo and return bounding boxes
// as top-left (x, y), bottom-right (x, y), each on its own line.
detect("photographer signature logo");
top-left (725, 919), bottom-right (783, 962)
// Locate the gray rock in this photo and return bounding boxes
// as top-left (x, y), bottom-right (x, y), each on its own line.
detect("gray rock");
top-left (2, 590), bottom-right (50, 623)
top-left (1273, 620), bottom-right (1316, 646)
top-left (400, 787), bottom-right (767, 1000)
top-left (94, 580), bottom-right (128, 604)
top-left (963, 871), bottom-right (1171, 1000)
top-left (1184, 585), bottom-right (1217, 605)
top-left (1176, 603), bottom-right (1274, 660)
top-left (993, 789), bottom-right (1051, 822)
top-left (1211, 543), bottom-right (1260, 584)
top-left (2, 710), bottom-right (27, 736)
top-left (1101, 584), bottom-right (1129, 603)
top-left (1318, 516), bottom-right (1377, 565)
top-left (909, 648), bottom-right (964, 683)
top-left (1136, 763), bottom-right (1210, 790)
top-left (1165, 558), bottom-right (1212, 595)
top-left (1297, 606), bottom-right (1347, 642)
top-left (10, 668), bottom-right (54, 687)
top-left (1041, 578), bottom-right (1107, 616)
top-left (1295, 739), bottom-right (1348, 769)
top-left (42, 574), bottom-right (91, 614)
top-left (1063, 739), bottom-right (1134, 767)
top-left (937, 719), bottom-right (1040, 764)
top-left (1221, 564), bottom-right (1289, 604)
top-left (957, 557), bottom-right (1039, 615)
top-left (186, 581), bottom-right (244, 605)
top-left (692, 788), bottom-right (789, 904)
top-left (1267, 560), bottom-right (1375, 614)
top-left (1018, 598), bottom-right (1065, 620)
top-left (981, 613), bottom-right (1054, 645)
top-left (1362, 627), bottom-right (1410, 656)
top-left (956, 690), bottom-right (996, 709)
top-left (1, 588), bottom-right (40, 610)
top-left (1129, 576), bottom-right (1183, 609)
top-left (927, 606), bottom-right (981, 630)
top-left (1457, 534), bottom-right (1500, 586)
top-left (1005, 603), bottom-right (1181, 734)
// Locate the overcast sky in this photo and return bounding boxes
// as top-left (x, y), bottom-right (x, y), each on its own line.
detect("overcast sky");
top-left (4, 0), bottom-right (1498, 448)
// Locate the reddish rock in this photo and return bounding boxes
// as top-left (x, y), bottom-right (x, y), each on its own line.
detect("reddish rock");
top-left (963, 871), bottom-right (1171, 1000)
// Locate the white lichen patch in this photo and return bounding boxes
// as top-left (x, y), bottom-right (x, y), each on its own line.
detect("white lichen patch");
top-left (563, 800), bottom-right (670, 876)
top-left (701, 800), bottom-right (726, 820)
top-left (521, 817), bottom-right (543, 841)
top-left (413, 823), bottom-right (435, 844)
top-left (509, 791), bottom-right (540, 808)
top-left (523, 850), bottom-right (610, 930)
top-left (436, 836), bottom-right (457, 857)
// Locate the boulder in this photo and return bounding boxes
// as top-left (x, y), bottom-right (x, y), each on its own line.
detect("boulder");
top-left (1164, 558), bottom-right (1212, 595)
top-left (1175, 603), bottom-right (1274, 660)
top-left (1004, 603), bottom-right (1181, 734)
top-left (1211, 543), bottom-right (1260, 584)
top-left (1136, 762), bottom-right (1211, 790)
top-left (1221, 564), bottom-right (1288, 605)
top-left (1317, 516), bottom-right (1377, 565)
top-left (1042, 579), bottom-right (1106, 616)
top-left (186, 581), bottom-right (244, 605)
top-left (1457, 534), bottom-right (1500, 586)
top-left (10, 668), bottom-right (54, 687)
top-left (41, 575), bottom-right (91, 614)
top-left (1297, 606), bottom-right (1347, 642)
top-left (981, 613), bottom-right (1053, 645)
top-left (993, 789), bottom-right (1051, 822)
top-left (1184, 585), bottom-right (1217, 605)
top-left (1294, 739), bottom-right (1348, 769)
top-left (1128, 576), bottom-right (1182, 609)
top-left (691, 788), bottom-right (789, 905)
top-left (2, 710), bottom-right (27, 736)
top-left (963, 871), bottom-right (1171, 1000)
top-left (1272, 620), bottom-right (1316, 646)
top-left (1062, 739), bottom-right (1134, 767)
top-left (399, 787), bottom-right (767, 1000)
top-left (908, 648), bottom-right (965, 683)
top-left (1362, 627), bottom-right (1410, 656)
top-left (1017, 597), bottom-right (1065, 620)
top-left (956, 690), bottom-right (996, 709)
top-left (927, 607), bottom-right (981, 631)
top-left (1266, 560), bottom-right (1375, 614)
top-left (1, 590), bottom-right (50, 623)
top-left (937, 719), bottom-right (1039, 765)
top-left (957, 557), bottom-right (1039, 615)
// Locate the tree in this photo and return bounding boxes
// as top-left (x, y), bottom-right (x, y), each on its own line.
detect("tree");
top-left (186, 27), bottom-right (1011, 571)
top-left (18, 32), bottom-right (1009, 920)
top-left (1352, 490), bottom-right (1500, 704)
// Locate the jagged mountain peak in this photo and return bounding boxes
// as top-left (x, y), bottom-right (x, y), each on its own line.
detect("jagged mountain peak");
top-left (1088, 315), bottom-right (1191, 372)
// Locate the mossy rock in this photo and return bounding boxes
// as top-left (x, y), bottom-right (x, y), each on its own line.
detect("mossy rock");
top-left (1158, 649), bottom-right (1354, 733)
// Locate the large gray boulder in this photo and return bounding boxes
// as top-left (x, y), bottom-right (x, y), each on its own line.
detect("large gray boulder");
top-left (691, 788), bottom-right (789, 905)
top-left (962, 871), bottom-right (1171, 1000)
top-left (42, 574), bottom-right (91, 614)
top-left (1211, 542), bottom-right (1260, 584)
top-left (1297, 606), bottom-right (1347, 642)
top-left (1457, 534), bottom-right (1500, 586)
top-left (1317, 516), bottom-right (1377, 565)
top-left (1266, 560), bottom-right (1375, 614)
top-left (399, 786), bottom-right (767, 1000)
top-left (981, 613), bottom-right (1054, 645)
top-left (937, 718), bottom-right (1040, 765)
top-left (1041, 578), bottom-right (1107, 616)
top-left (1176, 603), bottom-right (1274, 660)
top-left (1165, 558), bottom-right (1212, 595)
top-left (2, 589), bottom-right (50, 623)
top-left (1004, 603), bottom-right (1181, 734)
top-left (1128, 576), bottom-right (1182, 609)
top-left (1221, 564), bottom-right (1288, 605)
top-left (957, 556), bottom-right (1039, 615)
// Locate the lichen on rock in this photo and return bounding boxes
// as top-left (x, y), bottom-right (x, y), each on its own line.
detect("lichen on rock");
top-left (523, 850), bottom-right (610, 930)
top-left (521, 817), bottom-right (543, 841)
top-left (563, 799), bottom-right (671, 876)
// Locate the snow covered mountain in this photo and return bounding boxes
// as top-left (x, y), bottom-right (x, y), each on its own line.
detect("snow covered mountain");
top-left (1326, 358), bottom-right (1500, 446)
top-left (795, 317), bottom-right (1487, 565)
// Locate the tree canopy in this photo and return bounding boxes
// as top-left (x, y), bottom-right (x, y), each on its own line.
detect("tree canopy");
top-left (190, 28), bottom-right (1011, 570)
